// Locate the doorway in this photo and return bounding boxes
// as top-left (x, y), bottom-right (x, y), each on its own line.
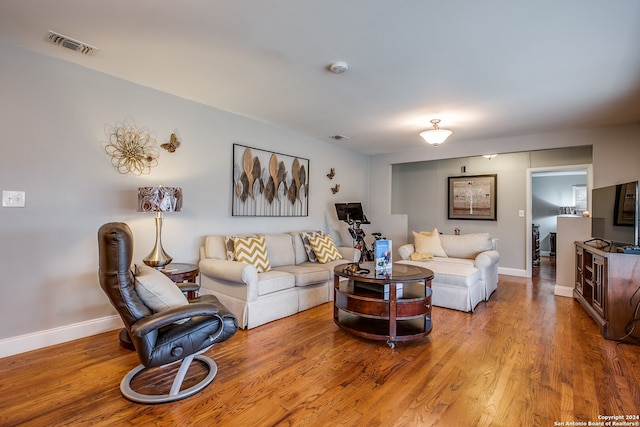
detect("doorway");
top-left (525, 164), bottom-right (592, 279)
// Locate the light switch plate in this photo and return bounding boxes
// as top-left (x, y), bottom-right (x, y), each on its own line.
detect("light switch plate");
top-left (518, 209), bottom-right (525, 217)
top-left (2, 190), bottom-right (26, 207)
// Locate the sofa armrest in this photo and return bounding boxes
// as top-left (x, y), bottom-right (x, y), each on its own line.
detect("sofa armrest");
top-left (338, 246), bottom-right (361, 262)
top-left (475, 250), bottom-right (500, 269)
top-left (199, 258), bottom-right (258, 287)
top-left (398, 244), bottom-right (415, 260)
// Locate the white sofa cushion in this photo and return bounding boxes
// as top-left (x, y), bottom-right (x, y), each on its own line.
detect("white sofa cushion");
top-left (205, 235), bottom-right (227, 260)
top-left (264, 234), bottom-right (296, 267)
top-left (440, 233), bottom-right (493, 259)
top-left (256, 270), bottom-right (296, 296)
top-left (134, 264), bottom-right (188, 312)
top-left (424, 257), bottom-right (475, 267)
top-left (273, 264), bottom-right (330, 287)
top-left (291, 232), bottom-right (310, 264)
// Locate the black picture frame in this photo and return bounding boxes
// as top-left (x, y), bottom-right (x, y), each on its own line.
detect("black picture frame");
top-left (448, 174), bottom-right (497, 221)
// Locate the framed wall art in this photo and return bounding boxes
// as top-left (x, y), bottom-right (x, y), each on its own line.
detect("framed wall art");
top-left (448, 174), bottom-right (497, 221)
top-left (232, 144), bottom-right (309, 217)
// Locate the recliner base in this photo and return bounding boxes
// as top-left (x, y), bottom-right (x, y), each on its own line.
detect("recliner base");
top-left (120, 354), bottom-right (218, 404)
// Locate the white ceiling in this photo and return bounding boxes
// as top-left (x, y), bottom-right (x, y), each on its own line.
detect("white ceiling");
top-left (1, 0), bottom-right (639, 155)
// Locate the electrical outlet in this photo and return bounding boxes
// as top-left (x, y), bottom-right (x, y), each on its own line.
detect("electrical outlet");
top-left (2, 190), bottom-right (26, 207)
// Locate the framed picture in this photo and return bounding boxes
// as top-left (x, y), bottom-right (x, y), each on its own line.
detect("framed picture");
top-left (614, 182), bottom-right (636, 226)
top-left (573, 185), bottom-right (587, 212)
top-left (232, 144), bottom-right (309, 217)
top-left (448, 174), bottom-right (497, 221)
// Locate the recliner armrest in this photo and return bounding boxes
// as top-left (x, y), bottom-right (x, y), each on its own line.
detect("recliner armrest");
top-left (131, 302), bottom-right (222, 337)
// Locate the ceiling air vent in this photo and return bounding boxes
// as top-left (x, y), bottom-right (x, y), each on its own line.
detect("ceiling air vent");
top-left (47, 31), bottom-right (97, 55)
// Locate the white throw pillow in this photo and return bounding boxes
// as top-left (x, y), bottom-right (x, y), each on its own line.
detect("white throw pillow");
top-left (413, 228), bottom-right (448, 258)
top-left (134, 264), bottom-right (189, 312)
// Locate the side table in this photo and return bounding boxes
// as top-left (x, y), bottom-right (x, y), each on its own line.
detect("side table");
top-left (160, 263), bottom-right (200, 299)
top-left (334, 262), bottom-right (433, 348)
top-left (119, 262), bottom-right (200, 350)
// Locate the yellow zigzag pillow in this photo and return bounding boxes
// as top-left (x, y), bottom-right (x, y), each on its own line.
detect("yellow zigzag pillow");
top-left (233, 235), bottom-right (271, 273)
top-left (308, 234), bottom-right (342, 264)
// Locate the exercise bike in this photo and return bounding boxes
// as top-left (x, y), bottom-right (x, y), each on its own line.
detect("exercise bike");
top-left (335, 203), bottom-right (385, 262)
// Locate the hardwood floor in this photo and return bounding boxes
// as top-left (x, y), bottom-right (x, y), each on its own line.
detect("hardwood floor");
top-left (1, 259), bottom-right (639, 426)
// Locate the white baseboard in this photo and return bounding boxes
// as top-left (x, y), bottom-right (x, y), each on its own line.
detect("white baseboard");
top-left (554, 285), bottom-right (574, 298)
top-left (0, 315), bottom-right (123, 359)
top-left (498, 267), bottom-right (527, 277)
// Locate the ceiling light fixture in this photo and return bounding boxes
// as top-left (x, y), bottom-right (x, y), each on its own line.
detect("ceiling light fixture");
top-left (483, 154), bottom-right (498, 159)
top-left (420, 119), bottom-right (452, 146)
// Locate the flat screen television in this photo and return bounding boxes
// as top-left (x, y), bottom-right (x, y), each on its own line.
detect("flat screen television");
top-left (590, 181), bottom-right (639, 248)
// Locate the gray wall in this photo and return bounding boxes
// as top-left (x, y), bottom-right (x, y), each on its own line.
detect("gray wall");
top-left (369, 125), bottom-right (640, 276)
top-left (390, 147), bottom-right (592, 269)
top-left (0, 42), bottom-right (370, 342)
top-left (2, 39), bottom-right (640, 353)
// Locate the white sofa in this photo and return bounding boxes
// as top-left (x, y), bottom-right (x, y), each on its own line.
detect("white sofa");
top-left (397, 232), bottom-right (500, 312)
top-left (198, 232), bottom-right (360, 329)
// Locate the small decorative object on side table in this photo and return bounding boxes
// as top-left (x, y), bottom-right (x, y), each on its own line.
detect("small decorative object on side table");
top-left (160, 263), bottom-right (200, 299)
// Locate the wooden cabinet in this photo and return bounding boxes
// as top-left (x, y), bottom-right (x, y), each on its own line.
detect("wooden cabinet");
top-left (532, 224), bottom-right (540, 267)
top-left (574, 242), bottom-right (640, 344)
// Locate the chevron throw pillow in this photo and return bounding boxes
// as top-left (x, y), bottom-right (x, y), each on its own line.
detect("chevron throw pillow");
top-left (308, 234), bottom-right (342, 264)
top-left (233, 235), bottom-right (271, 272)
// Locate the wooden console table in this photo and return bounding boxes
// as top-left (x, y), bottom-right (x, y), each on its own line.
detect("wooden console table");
top-left (574, 241), bottom-right (640, 345)
top-left (334, 262), bottom-right (433, 348)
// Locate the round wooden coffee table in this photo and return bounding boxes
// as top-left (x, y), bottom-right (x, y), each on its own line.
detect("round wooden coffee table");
top-left (333, 262), bottom-right (434, 348)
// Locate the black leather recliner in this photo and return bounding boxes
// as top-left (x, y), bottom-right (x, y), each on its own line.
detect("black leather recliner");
top-left (98, 222), bottom-right (238, 403)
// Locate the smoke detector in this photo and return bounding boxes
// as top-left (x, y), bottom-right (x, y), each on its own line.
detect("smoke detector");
top-left (328, 61), bottom-right (349, 74)
top-left (47, 31), bottom-right (98, 55)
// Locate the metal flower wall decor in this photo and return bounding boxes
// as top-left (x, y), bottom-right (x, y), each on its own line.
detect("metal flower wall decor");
top-left (104, 122), bottom-right (159, 175)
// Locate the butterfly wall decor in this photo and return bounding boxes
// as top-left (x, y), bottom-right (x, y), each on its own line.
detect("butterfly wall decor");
top-left (331, 184), bottom-right (340, 194)
top-left (327, 168), bottom-right (335, 179)
top-left (161, 133), bottom-right (181, 153)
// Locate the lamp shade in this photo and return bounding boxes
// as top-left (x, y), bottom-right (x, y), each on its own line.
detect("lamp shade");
top-left (419, 118), bottom-right (452, 146)
top-left (420, 129), bottom-right (453, 145)
top-left (138, 187), bottom-right (182, 213)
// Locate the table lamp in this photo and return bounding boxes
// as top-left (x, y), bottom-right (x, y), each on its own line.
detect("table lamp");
top-left (138, 186), bottom-right (182, 268)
